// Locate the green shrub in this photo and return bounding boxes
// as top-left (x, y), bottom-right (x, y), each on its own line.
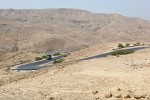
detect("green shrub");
top-left (53, 58), bottom-right (64, 64)
top-left (42, 55), bottom-right (47, 59)
top-left (111, 49), bottom-right (135, 56)
top-left (118, 44), bottom-right (125, 48)
top-left (35, 57), bottom-right (43, 61)
top-left (53, 52), bottom-right (61, 56)
top-left (61, 54), bottom-right (68, 57)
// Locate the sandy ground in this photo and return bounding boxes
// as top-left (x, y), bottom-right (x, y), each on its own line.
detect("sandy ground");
top-left (0, 46), bottom-right (150, 100)
top-left (0, 51), bottom-right (43, 69)
top-left (0, 51), bottom-right (44, 86)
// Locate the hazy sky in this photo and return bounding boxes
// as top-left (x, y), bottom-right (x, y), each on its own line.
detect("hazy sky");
top-left (0, 0), bottom-right (150, 20)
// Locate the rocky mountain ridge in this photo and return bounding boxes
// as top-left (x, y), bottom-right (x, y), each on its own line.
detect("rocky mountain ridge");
top-left (0, 8), bottom-right (150, 53)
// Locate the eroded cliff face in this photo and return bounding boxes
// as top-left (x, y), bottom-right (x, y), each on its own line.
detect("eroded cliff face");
top-left (0, 8), bottom-right (150, 53)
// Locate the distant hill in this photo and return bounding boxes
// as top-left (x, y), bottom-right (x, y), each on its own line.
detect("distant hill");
top-left (0, 8), bottom-right (150, 53)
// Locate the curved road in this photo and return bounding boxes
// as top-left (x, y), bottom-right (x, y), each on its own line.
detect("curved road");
top-left (11, 45), bottom-right (149, 71)
top-left (11, 56), bottom-right (62, 71)
top-left (79, 45), bottom-right (149, 60)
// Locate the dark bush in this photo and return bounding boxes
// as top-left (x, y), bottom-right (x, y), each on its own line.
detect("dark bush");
top-left (61, 54), bottom-right (68, 57)
top-left (53, 52), bottom-right (61, 56)
top-left (133, 42), bottom-right (141, 46)
top-left (53, 58), bottom-right (64, 64)
top-left (42, 55), bottom-right (47, 59)
top-left (35, 57), bottom-right (43, 61)
top-left (137, 42), bottom-right (140, 45)
top-left (118, 44), bottom-right (125, 48)
top-left (111, 49), bottom-right (135, 56)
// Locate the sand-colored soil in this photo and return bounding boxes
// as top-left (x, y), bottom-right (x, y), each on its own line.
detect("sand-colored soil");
top-left (0, 51), bottom-right (42, 69)
top-left (1, 9), bottom-right (150, 53)
top-left (0, 46), bottom-right (150, 100)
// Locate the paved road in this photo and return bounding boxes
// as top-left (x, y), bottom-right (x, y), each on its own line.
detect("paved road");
top-left (79, 46), bottom-right (149, 60)
top-left (11, 45), bottom-right (149, 71)
top-left (11, 56), bottom-right (62, 71)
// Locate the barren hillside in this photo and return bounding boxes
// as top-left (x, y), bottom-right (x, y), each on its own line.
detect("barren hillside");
top-left (0, 9), bottom-right (150, 54)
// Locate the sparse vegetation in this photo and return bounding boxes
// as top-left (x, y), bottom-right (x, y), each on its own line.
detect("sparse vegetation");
top-left (137, 42), bottom-right (140, 45)
top-left (118, 44), bottom-right (125, 48)
top-left (125, 43), bottom-right (130, 47)
top-left (42, 55), bottom-right (47, 59)
top-left (111, 49), bottom-right (135, 56)
top-left (35, 55), bottom-right (47, 61)
top-left (53, 58), bottom-right (64, 64)
top-left (133, 42), bottom-right (141, 46)
top-left (53, 52), bottom-right (61, 56)
top-left (35, 57), bottom-right (43, 61)
top-left (61, 54), bottom-right (68, 57)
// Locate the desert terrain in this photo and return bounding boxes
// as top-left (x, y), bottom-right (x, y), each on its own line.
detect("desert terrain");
top-left (0, 8), bottom-right (150, 100)
top-left (0, 42), bottom-right (150, 100)
top-left (0, 9), bottom-right (150, 54)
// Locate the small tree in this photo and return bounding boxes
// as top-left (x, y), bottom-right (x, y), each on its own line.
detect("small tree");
top-left (136, 42), bottom-right (140, 46)
top-left (118, 44), bottom-right (125, 48)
